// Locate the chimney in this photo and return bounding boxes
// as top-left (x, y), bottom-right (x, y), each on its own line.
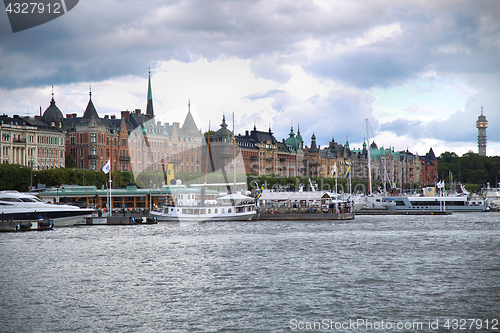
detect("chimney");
top-left (245, 130), bottom-right (249, 137)
top-left (121, 110), bottom-right (130, 121)
top-left (157, 121), bottom-right (161, 126)
top-left (135, 109), bottom-right (141, 114)
top-left (173, 122), bottom-right (180, 128)
top-left (111, 115), bottom-right (116, 119)
top-left (104, 115), bottom-right (109, 119)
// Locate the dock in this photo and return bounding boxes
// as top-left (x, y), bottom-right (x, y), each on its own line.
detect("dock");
top-left (82, 215), bottom-right (157, 225)
top-left (256, 212), bottom-right (354, 220)
top-left (0, 220), bottom-right (53, 232)
top-left (355, 209), bottom-right (452, 215)
top-left (256, 207), bottom-right (355, 220)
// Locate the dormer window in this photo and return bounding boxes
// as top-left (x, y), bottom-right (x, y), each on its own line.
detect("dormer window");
top-left (51, 121), bottom-right (55, 127)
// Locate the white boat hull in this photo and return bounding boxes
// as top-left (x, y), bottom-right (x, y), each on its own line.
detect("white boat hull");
top-left (383, 196), bottom-right (486, 212)
top-left (151, 204), bottom-right (257, 222)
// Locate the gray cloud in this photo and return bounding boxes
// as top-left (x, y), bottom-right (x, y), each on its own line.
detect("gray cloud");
top-left (1, 0), bottom-right (499, 152)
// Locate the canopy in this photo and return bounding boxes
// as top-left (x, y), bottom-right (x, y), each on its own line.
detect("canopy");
top-left (217, 193), bottom-right (254, 201)
top-left (258, 191), bottom-right (336, 201)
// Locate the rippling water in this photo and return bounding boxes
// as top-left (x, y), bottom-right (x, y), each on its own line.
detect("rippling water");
top-left (1, 213), bottom-right (499, 332)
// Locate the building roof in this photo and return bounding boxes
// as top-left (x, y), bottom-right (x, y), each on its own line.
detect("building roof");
top-left (42, 96), bottom-right (64, 127)
top-left (146, 71), bottom-right (154, 117)
top-left (213, 115), bottom-right (233, 142)
top-left (182, 101), bottom-right (200, 135)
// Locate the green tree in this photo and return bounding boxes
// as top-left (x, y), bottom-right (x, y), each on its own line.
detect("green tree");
top-left (65, 154), bottom-right (76, 168)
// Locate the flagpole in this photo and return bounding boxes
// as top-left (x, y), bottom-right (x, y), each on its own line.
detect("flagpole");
top-left (109, 164), bottom-right (112, 216)
top-left (334, 163), bottom-right (338, 194)
top-left (349, 162), bottom-right (352, 196)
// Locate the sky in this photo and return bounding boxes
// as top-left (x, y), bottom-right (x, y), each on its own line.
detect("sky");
top-left (1, 0), bottom-right (499, 158)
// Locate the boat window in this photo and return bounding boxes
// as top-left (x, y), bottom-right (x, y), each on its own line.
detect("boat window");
top-left (228, 208), bottom-right (231, 213)
top-left (221, 208), bottom-right (225, 213)
top-left (20, 197), bottom-right (40, 202)
top-left (0, 197), bottom-right (22, 202)
top-left (208, 209), bottom-right (211, 214)
top-left (214, 209), bottom-right (218, 214)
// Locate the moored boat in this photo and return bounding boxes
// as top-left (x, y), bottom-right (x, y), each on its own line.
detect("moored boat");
top-left (151, 192), bottom-right (257, 222)
top-left (383, 195), bottom-right (486, 212)
top-left (0, 191), bottom-right (95, 226)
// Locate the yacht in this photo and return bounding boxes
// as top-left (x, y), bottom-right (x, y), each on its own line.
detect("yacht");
top-left (0, 191), bottom-right (95, 226)
top-left (383, 195), bottom-right (486, 212)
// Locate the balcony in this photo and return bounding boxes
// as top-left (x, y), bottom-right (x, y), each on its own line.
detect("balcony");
top-left (119, 155), bottom-right (130, 161)
top-left (13, 138), bottom-right (27, 143)
top-left (88, 154), bottom-right (98, 159)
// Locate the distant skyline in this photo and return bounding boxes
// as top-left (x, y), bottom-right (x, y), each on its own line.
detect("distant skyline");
top-left (1, 0), bottom-right (499, 158)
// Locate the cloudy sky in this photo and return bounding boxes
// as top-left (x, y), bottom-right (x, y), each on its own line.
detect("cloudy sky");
top-left (1, 0), bottom-right (499, 157)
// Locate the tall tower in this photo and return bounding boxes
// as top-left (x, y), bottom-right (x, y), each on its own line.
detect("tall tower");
top-left (476, 107), bottom-right (488, 156)
top-left (146, 70), bottom-right (154, 119)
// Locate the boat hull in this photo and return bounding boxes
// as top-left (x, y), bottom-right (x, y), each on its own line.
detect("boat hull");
top-left (0, 208), bottom-right (95, 227)
top-left (151, 204), bottom-right (257, 222)
top-left (383, 196), bottom-right (486, 212)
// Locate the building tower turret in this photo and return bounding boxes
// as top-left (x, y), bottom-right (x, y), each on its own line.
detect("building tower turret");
top-left (476, 107), bottom-right (488, 156)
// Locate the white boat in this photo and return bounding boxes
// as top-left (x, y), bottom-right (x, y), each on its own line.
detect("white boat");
top-left (151, 193), bottom-right (257, 222)
top-left (0, 191), bottom-right (95, 226)
top-left (481, 184), bottom-right (500, 210)
top-left (383, 195), bottom-right (486, 212)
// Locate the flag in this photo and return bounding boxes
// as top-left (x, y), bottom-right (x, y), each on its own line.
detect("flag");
top-left (331, 163), bottom-right (337, 178)
top-left (345, 165), bottom-right (350, 180)
top-left (255, 186), bottom-right (264, 202)
top-left (102, 160), bottom-right (110, 174)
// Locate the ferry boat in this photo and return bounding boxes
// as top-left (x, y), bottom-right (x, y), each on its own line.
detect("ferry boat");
top-left (0, 191), bottom-right (95, 226)
top-left (151, 192), bottom-right (256, 222)
top-left (383, 195), bottom-right (486, 212)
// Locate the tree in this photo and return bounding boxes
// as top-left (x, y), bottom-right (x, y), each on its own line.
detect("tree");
top-left (65, 154), bottom-right (76, 168)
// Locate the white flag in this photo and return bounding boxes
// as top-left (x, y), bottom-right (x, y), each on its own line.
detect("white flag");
top-left (102, 160), bottom-right (111, 174)
top-left (331, 163), bottom-right (337, 177)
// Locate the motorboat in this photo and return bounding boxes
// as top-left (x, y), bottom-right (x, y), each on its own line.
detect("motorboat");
top-left (0, 191), bottom-right (95, 226)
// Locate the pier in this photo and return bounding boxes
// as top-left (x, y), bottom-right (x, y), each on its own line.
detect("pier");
top-left (0, 220), bottom-right (53, 232)
top-left (355, 209), bottom-right (452, 215)
top-left (82, 215), bottom-right (157, 225)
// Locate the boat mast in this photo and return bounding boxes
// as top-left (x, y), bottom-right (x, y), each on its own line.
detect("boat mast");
top-left (233, 112), bottom-right (236, 193)
top-left (204, 121), bottom-right (211, 184)
top-left (366, 118), bottom-right (372, 195)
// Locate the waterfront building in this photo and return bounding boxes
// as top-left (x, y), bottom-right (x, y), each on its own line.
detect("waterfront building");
top-left (64, 89), bottom-right (131, 172)
top-left (64, 73), bottom-right (202, 175)
top-left (0, 92), bottom-right (66, 171)
top-left (420, 148), bottom-right (437, 185)
top-left (476, 107), bottom-right (488, 156)
top-left (303, 134), bottom-right (351, 179)
top-left (351, 141), bottom-right (432, 189)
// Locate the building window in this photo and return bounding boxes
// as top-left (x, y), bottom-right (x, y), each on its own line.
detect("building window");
top-left (79, 134), bottom-right (83, 143)
top-left (90, 161), bottom-right (96, 170)
top-left (90, 133), bottom-right (97, 143)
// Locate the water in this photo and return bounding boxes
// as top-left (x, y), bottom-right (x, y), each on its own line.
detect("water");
top-left (1, 213), bottom-right (499, 332)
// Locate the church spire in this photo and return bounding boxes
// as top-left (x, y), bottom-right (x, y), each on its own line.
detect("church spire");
top-left (146, 69), bottom-right (154, 118)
